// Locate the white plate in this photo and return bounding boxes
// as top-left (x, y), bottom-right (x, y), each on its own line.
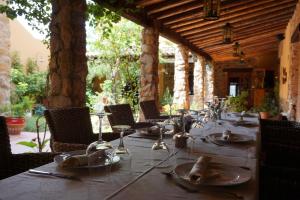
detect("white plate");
top-left (54, 150), bottom-right (120, 168)
top-left (207, 133), bottom-right (253, 144)
top-left (174, 162), bottom-right (251, 186)
top-left (136, 127), bottom-right (160, 137)
top-left (232, 120), bottom-right (258, 127)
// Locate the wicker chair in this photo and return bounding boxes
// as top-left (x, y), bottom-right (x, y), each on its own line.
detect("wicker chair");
top-left (139, 100), bottom-right (169, 120)
top-left (0, 116), bottom-right (56, 180)
top-left (259, 119), bottom-right (300, 148)
top-left (259, 118), bottom-right (300, 198)
top-left (44, 107), bottom-right (119, 153)
top-left (104, 104), bottom-right (153, 131)
top-left (260, 165), bottom-right (300, 199)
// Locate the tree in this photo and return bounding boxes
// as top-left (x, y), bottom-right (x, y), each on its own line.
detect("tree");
top-left (0, 0), bottom-right (122, 42)
top-left (87, 18), bottom-right (142, 111)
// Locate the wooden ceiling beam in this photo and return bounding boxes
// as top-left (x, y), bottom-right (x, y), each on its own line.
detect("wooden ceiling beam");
top-left (174, 0), bottom-right (276, 32)
top-left (150, 2), bottom-right (203, 20)
top-left (204, 37), bottom-right (278, 51)
top-left (195, 29), bottom-right (283, 48)
top-left (190, 20), bottom-right (288, 44)
top-left (186, 8), bottom-right (294, 40)
top-left (136, 0), bottom-right (164, 8)
top-left (181, 0), bottom-right (296, 37)
top-left (96, 0), bottom-right (212, 60)
top-left (146, 0), bottom-right (197, 15)
top-left (205, 39), bottom-right (278, 54)
top-left (184, 14), bottom-right (291, 42)
top-left (162, 0), bottom-right (256, 26)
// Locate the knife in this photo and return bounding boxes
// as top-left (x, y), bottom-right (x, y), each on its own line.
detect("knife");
top-left (28, 169), bottom-right (80, 181)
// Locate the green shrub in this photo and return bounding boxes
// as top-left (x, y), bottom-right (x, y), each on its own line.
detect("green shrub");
top-left (226, 91), bottom-right (249, 112)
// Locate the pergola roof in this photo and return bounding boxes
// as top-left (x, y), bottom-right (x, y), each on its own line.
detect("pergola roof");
top-left (97, 0), bottom-right (298, 62)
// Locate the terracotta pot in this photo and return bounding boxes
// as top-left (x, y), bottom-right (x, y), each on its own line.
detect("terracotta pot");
top-left (5, 117), bottom-right (26, 135)
top-left (259, 112), bottom-right (269, 119)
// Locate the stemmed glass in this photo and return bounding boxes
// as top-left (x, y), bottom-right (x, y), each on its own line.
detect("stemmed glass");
top-left (112, 125), bottom-right (131, 155)
top-left (86, 112), bottom-right (112, 155)
top-left (152, 122), bottom-right (169, 151)
top-left (112, 125), bottom-right (132, 174)
top-left (151, 122), bottom-right (173, 168)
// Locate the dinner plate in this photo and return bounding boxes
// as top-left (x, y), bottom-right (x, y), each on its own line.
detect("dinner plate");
top-left (136, 127), bottom-right (160, 136)
top-left (232, 120), bottom-right (258, 127)
top-left (207, 133), bottom-right (253, 144)
top-left (174, 162), bottom-right (251, 186)
top-left (231, 112), bottom-right (257, 118)
top-left (54, 150), bottom-right (120, 168)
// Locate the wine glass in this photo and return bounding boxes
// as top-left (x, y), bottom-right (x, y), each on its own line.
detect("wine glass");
top-left (112, 125), bottom-right (131, 154)
top-left (86, 112), bottom-right (113, 155)
top-left (151, 122), bottom-right (173, 168)
top-left (112, 125), bottom-right (132, 174)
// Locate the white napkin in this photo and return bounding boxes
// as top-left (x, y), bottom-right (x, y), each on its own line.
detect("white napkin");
top-left (188, 156), bottom-right (211, 183)
top-left (59, 150), bottom-right (106, 168)
top-left (222, 130), bottom-right (232, 141)
top-left (59, 154), bottom-right (88, 168)
top-left (148, 126), bottom-right (160, 135)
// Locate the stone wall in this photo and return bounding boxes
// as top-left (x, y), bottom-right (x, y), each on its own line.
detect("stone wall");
top-left (140, 26), bottom-right (159, 104)
top-left (0, 0), bottom-right (10, 105)
top-left (48, 0), bottom-right (87, 108)
top-left (204, 62), bottom-right (214, 103)
top-left (279, 0), bottom-right (300, 120)
top-left (193, 55), bottom-right (205, 109)
top-left (173, 45), bottom-right (190, 109)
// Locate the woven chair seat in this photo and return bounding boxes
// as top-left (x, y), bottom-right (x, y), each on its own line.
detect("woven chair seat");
top-left (0, 116), bottom-right (56, 180)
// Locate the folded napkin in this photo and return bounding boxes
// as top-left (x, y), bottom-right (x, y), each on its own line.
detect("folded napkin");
top-left (59, 150), bottom-right (106, 168)
top-left (222, 130), bottom-right (232, 141)
top-left (188, 156), bottom-right (211, 183)
top-left (59, 154), bottom-right (88, 168)
top-left (148, 126), bottom-right (160, 135)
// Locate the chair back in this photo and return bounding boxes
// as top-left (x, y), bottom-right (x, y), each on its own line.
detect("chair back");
top-left (0, 116), bottom-right (12, 159)
top-left (44, 107), bottom-right (95, 145)
top-left (140, 100), bottom-right (160, 119)
top-left (104, 104), bottom-right (136, 127)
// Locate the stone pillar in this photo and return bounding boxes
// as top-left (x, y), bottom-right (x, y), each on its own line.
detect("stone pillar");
top-left (204, 62), bottom-right (214, 104)
top-left (193, 55), bottom-right (205, 110)
top-left (140, 26), bottom-right (159, 105)
top-left (289, 42), bottom-right (300, 121)
top-left (48, 0), bottom-right (87, 108)
top-left (0, 0), bottom-right (10, 105)
top-left (173, 45), bottom-right (190, 109)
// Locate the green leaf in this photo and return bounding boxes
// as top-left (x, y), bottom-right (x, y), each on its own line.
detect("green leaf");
top-left (17, 141), bottom-right (37, 148)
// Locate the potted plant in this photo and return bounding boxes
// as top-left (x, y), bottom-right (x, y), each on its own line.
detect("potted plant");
top-left (225, 91), bottom-right (249, 112)
top-left (1, 96), bottom-right (34, 135)
top-left (258, 92), bottom-right (279, 119)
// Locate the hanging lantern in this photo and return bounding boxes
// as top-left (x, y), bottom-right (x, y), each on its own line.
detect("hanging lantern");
top-left (240, 51), bottom-right (246, 63)
top-left (223, 23), bottom-right (232, 44)
top-left (203, 0), bottom-right (221, 20)
top-left (233, 42), bottom-right (241, 57)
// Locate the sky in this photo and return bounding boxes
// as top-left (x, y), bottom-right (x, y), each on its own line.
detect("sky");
top-left (17, 17), bottom-right (45, 40)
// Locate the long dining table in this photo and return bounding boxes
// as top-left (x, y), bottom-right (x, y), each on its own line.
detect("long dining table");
top-left (0, 114), bottom-right (259, 200)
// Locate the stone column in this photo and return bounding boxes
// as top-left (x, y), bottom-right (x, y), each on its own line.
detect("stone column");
top-left (140, 26), bottom-right (159, 104)
top-left (0, 0), bottom-right (11, 105)
top-left (204, 62), bottom-right (214, 104)
top-left (289, 42), bottom-right (300, 120)
top-left (173, 45), bottom-right (190, 109)
top-left (193, 55), bottom-right (205, 109)
top-left (48, 0), bottom-right (87, 108)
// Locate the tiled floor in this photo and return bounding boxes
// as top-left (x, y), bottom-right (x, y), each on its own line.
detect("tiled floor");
top-left (9, 131), bottom-right (51, 154)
